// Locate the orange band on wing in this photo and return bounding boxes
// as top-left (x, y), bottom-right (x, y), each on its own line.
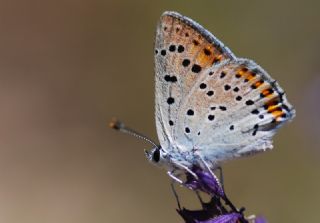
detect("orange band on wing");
top-left (251, 80), bottom-right (264, 89)
top-left (261, 88), bottom-right (274, 98)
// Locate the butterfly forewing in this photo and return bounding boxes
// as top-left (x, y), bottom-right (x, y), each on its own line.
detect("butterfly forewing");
top-left (154, 11), bottom-right (235, 150)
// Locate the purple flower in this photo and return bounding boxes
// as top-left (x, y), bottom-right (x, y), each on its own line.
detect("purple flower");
top-left (254, 216), bottom-right (268, 223)
top-left (177, 198), bottom-right (245, 223)
top-left (185, 166), bottom-right (225, 198)
top-left (177, 166), bottom-right (267, 223)
top-left (196, 213), bottom-right (242, 223)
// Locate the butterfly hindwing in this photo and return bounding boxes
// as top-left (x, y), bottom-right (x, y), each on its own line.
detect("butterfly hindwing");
top-left (174, 59), bottom-right (295, 165)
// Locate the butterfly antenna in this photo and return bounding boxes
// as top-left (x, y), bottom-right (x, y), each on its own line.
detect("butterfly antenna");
top-left (109, 118), bottom-right (159, 148)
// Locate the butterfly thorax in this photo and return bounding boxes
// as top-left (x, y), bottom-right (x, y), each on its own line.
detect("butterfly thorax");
top-left (146, 144), bottom-right (204, 172)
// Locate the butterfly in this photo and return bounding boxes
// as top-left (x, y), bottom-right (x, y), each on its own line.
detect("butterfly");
top-left (111, 11), bottom-right (295, 184)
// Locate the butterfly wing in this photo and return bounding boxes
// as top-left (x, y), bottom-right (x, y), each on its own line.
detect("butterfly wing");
top-left (176, 58), bottom-right (295, 166)
top-left (154, 11), bottom-right (295, 166)
top-left (154, 11), bottom-right (235, 150)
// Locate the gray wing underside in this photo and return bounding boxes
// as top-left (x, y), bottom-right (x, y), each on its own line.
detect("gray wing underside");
top-left (154, 11), bottom-right (295, 164)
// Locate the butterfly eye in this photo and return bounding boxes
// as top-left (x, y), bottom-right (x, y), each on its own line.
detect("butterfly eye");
top-left (152, 149), bottom-right (161, 163)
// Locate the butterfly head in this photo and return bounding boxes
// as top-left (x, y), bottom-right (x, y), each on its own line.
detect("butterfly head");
top-left (145, 146), bottom-right (168, 167)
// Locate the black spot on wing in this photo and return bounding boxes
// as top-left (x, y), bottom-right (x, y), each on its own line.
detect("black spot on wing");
top-left (187, 109), bottom-right (194, 116)
top-left (191, 64), bottom-right (202, 73)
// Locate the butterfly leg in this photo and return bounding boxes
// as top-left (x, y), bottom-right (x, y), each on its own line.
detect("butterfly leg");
top-left (168, 169), bottom-right (197, 191)
top-left (167, 170), bottom-right (183, 184)
top-left (216, 166), bottom-right (225, 191)
top-left (170, 160), bottom-right (198, 179)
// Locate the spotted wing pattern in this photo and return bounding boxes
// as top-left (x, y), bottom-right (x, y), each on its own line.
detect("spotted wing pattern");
top-left (154, 11), bottom-right (295, 165)
top-left (176, 59), bottom-right (295, 166)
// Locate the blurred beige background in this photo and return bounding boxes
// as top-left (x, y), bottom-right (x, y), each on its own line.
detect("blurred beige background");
top-left (0, 0), bottom-right (319, 222)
